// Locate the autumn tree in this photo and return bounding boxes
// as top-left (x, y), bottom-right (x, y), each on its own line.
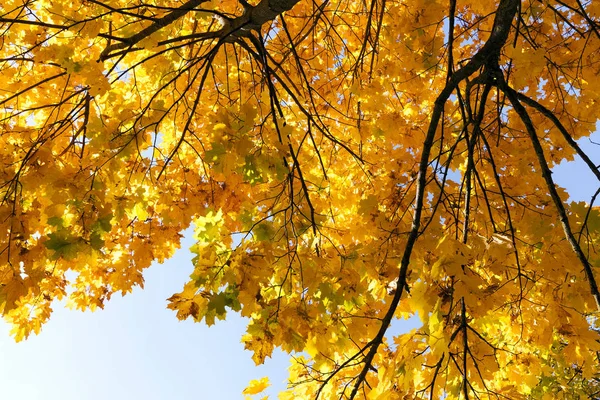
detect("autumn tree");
top-left (2, 0), bottom-right (600, 398)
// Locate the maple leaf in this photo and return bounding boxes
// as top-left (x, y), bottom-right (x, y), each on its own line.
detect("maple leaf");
top-left (242, 377), bottom-right (270, 396)
top-left (2, 0), bottom-right (600, 398)
top-left (0, 275), bottom-right (27, 314)
top-left (253, 221), bottom-right (275, 242)
top-left (44, 231), bottom-right (81, 260)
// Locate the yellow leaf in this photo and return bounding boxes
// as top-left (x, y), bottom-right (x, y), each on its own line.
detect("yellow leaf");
top-left (243, 377), bottom-right (270, 395)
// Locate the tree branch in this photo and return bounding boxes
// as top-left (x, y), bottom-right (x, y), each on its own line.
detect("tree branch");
top-left (347, 0), bottom-right (520, 398)
top-left (99, 0), bottom-right (209, 61)
top-left (496, 73), bottom-right (600, 312)
top-left (99, 0), bottom-right (301, 60)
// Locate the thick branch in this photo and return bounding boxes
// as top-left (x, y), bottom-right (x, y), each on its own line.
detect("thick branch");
top-left (99, 0), bottom-right (301, 60)
top-left (100, 0), bottom-right (209, 61)
top-left (515, 93), bottom-right (600, 182)
top-left (346, 0), bottom-right (519, 398)
top-left (497, 75), bottom-right (600, 312)
top-left (227, 0), bottom-right (301, 35)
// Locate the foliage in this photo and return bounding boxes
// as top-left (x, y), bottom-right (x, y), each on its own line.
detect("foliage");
top-left (2, 0), bottom-right (600, 398)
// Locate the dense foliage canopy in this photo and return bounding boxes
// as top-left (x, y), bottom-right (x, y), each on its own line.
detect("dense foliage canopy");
top-left (2, 0), bottom-right (600, 398)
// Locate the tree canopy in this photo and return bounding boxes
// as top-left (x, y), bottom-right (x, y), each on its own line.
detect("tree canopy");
top-left (1, 0), bottom-right (600, 398)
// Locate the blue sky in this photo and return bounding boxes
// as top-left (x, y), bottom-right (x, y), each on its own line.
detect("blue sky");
top-left (0, 227), bottom-right (293, 399)
top-left (1, 132), bottom-right (598, 399)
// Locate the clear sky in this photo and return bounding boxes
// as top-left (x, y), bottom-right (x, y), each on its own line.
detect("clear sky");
top-left (1, 131), bottom-right (598, 399)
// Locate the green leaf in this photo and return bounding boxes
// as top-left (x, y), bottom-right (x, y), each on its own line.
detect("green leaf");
top-left (207, 292), bottom-right (228, 316)
top-left (47, 216), bottom-right (64, 227)
top-left (239, 210), bottom-right (254, 231)
top-left (90, 231), bottom-right (105, 251)
top-left (240, 155), bottom-right (263, 185)
top-left (94, 214), bottom-right (113, 233)
top-left (44, 231), bottom-right (79, 260)
top-left (254, 221), bottom-right (275, 241)
top-left (205, 142), bottom-right (226, 163)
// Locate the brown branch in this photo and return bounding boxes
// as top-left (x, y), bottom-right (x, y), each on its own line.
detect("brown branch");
top-left (347, 1), bottom-right (520, 398)
top-left (99, 0), bottom-right (301, 60)
top-left (514, 92), bottom-right (600, 182)
top-left (227, 0), bottom-right (301, 35)
top-left (99, 0), bottom-right (210, 61)
top-left (447, 0), bottom-right (457, 80)
top-left (462, 83), bottom-right (492, 244)
top-left (496, 73), bottom-right (600, 312)
top-left (0, 72), bottom-right (67, 107)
